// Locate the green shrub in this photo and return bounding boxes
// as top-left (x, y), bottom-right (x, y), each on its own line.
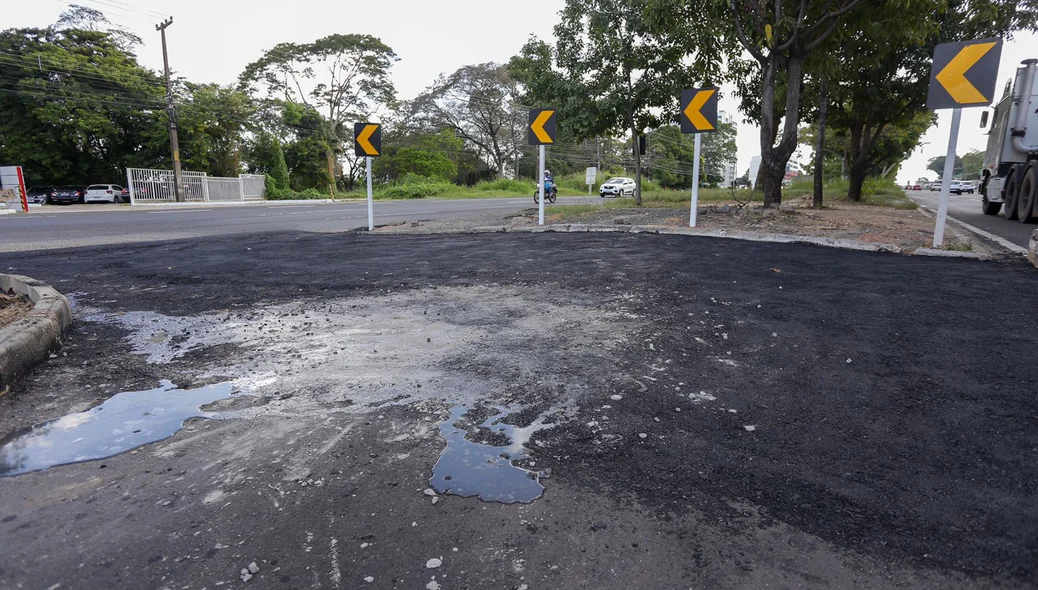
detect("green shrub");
top-left (376, 175), bottom-right (454, 199)
top-left (265, 186), bottom-right (329, 200)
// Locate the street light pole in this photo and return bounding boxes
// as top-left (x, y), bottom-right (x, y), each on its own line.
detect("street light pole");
top-left (156, 17), bottom-right (184, 202)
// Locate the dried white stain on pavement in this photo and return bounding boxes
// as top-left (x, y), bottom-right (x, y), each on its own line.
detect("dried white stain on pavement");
top-left (79, 285), bottom-right (635, 419)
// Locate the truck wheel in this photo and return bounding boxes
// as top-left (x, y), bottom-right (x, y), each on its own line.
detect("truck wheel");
top-left (1017, 162), bottom-right (1038, 223)
top-left (1003, 165), bottom-right (1021, 221)
top-left (982, 197), bottom-right (1002, 215)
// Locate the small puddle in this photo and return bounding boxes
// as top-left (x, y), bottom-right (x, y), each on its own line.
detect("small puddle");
top-left (429, 406), bottom-right (548, 504)
top-left (0, 380), bottom-right (235, 477)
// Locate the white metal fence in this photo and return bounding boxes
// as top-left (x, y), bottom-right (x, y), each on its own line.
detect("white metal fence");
top-left (241, 174), bottom-right (265, 200)
top-left (126, 168), bottom-right (266, 204)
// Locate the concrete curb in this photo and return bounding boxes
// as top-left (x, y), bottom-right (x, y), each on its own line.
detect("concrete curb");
top-left (1030, 229), bottom-right (1038, 268)
top-left (0, 274), bottom-right (72, 395)
top-left (916, 205), bottom-right (1028, 256)
top-left (377, 223), bottom-right (908, 255)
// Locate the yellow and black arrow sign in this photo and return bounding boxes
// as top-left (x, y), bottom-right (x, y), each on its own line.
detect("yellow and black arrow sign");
top-left (680, 87), bottom-right (719, 134)
top-left (528, 109), bottom-right (557, 145)
top-left (354, 122), bottom-right (382, 157)
top-left (927, 38), bottom-right (1002, 110)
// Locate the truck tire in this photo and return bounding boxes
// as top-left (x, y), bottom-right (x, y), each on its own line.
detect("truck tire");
top-left (1018, 161), bottom-right (1038, 223)
top-left (1003, 165), bottom-right (1021, 221)
top-left (982, 196), bottom-right (1002, 215)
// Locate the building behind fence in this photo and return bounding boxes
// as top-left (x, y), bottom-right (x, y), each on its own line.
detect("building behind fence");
top-left (126, 168), bottom-right (265, 204)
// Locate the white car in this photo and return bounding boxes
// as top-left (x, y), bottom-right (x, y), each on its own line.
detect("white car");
top-left (84, 184), bottom-right (127, 203)
top-left (600, 177), bottom-right (636, 197)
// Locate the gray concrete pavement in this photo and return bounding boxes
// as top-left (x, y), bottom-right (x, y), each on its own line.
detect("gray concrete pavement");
top-left (909, 189), bottom-right (1037, 248)
top-left (0, 196), bottom-right (600, 252)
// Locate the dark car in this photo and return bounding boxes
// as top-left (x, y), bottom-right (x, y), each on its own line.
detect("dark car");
top-left (26, 186), bottom-right (56, 205)
top-left (50, 186), bottom-right (85, 205)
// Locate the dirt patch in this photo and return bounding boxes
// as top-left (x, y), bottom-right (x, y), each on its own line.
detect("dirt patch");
top-left (374, 197), bottom-right (990, 254)
top-left (0, 291), bottom-right (32, 328)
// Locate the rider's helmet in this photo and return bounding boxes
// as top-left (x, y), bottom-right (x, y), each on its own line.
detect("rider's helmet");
top-left (544, 169), bottom-right (551, 176)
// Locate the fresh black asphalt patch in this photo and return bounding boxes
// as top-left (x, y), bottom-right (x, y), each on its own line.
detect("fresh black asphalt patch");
top-left (0, 231), bottom-right (1036, 588)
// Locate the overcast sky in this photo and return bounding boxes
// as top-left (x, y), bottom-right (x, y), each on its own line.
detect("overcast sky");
top-left (8, 0), bottom-right (1038, 184)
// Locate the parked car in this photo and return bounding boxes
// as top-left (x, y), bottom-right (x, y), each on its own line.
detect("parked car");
top-left (50, 186), bottom-right (85, 205)
top-left (25, 186), bottom-right (56, 204)
top-left (600, 177), bottom-right (637, 197)
top-left (84, 184), bottom-right (127, 203)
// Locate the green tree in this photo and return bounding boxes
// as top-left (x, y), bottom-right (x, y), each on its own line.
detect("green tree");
top-left (701, 119), bottom-right (738, 187)
top-left (960, 149), bottom-right (985, 179)
top-left (373, 131), bottom-right (461, 182)
top-left (0, 24), bottom-right (166, 185)
top-left (820, 0), bottom-right (1038, 201)
top-left (927, 154), bottom-right (964, 178)
top-left (511, 0), bottom-right (729, 205)
top-left (281, 102), bottom-right (334, 192)
top-left (727, 0), bottom-right (868, 206)
top-left (240, 35), bottom-right (398, 193)
top-left (172, 83), bottom-right (254, 177)
top-left (247, 132), bottom-right (290, 189)
top-left (645, 121), bottom-right (736, 188)
top-left (408, 64), bottom-right (521, 178)
top-left (645, 126), bottom-right (695, 188)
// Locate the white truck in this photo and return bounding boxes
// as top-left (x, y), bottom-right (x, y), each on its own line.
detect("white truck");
top-left (980, 58), bottom-right (1038, 222)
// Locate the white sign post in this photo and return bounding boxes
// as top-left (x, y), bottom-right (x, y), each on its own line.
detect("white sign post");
top-left (366, 156), bottom-right (374, 231)
top-left (933, 108), bottom-right (962, 246)
top-left (690, 135), bottom-right (702, 228)
top-left (538, 145), bottom-right (546, 226)
top-left (585, 167), bottom-right (597, 194)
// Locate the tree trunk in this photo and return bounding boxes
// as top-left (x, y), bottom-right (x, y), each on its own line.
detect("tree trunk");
top-left (759, 54), bottom-right (806, 207)
top-left (813, 76), bottom-right (828, 209)
top-left (846, 121), bottom-right (870, 202)
top-left (326, 149), bottom-right (337, 195)
top-left (848, 160), bottom-right (867, 202)
top-left (761, 155), bottom-right (787, 208)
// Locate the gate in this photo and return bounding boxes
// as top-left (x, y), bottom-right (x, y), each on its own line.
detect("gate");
top-left (126, 168), bottom-right (266, 204)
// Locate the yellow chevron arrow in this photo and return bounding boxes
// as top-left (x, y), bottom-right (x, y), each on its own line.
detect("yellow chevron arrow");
top-left (936, 42), bottom-right (997, 104)
top-left (357, 124), bottom-right (380, 156)
top-left (531, 110), bottom-right (555, 144)
top-left (684, 89), bottom-right (716, 131)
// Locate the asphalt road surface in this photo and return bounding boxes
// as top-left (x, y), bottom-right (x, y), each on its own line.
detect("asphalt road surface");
top-left (0, 196), bottom-right (598, 253)
top-left (909, 189), bottom-right (1037, 249)
top-left (1, 231), bottom-right (1035, 589)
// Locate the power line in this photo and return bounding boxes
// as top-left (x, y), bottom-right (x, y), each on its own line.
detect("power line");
top-left (0, 51), bottom-right (165, 90)
top-left (0, 85), bottom-right (164, 109)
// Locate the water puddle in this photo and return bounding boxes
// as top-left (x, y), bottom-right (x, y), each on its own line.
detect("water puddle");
top-left (0, 380), bottom-right (235, 477)
top-left (429, 406), bottom-right (548, 504)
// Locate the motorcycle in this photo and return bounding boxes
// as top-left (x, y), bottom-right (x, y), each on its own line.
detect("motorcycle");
top-left (533, 179), bottom-right (558, 204)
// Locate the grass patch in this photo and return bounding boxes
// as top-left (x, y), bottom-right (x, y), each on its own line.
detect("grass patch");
top-left (544, 188), bottom-right (751, 220)
top-left (784, 178), bottom-right (918, 209)
top-left (369, 176), bottom-right (584, 200)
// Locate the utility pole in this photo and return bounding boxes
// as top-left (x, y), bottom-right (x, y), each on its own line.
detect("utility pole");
top-left (156, 17), bottom-right (184, 202)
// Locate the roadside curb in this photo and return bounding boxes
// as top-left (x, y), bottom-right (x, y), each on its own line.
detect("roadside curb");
top-left (0, 274), bottom-right (72, 395)
top-left (372, 222), bottom-right (1033, 261)
top-left (373, 223), bottom-right (917, 255)
top-left (1030, 229), bottom-right (1038, 268)
top-left (916, 205), bottom-right (1029, 257)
